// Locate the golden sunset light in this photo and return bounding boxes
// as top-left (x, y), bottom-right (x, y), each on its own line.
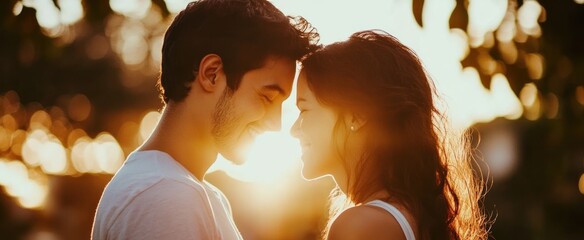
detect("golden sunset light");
top-left (1, 0), bottom-right (582, 239)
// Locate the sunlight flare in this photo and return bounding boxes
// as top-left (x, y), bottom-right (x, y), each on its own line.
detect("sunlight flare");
top-left (210, 132), bottom-right (301, 183)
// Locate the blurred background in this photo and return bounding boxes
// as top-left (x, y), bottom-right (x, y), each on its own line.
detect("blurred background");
top-left (0, 0), bottom-right (583, 239)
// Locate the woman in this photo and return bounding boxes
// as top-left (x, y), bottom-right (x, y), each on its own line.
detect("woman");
top-left (291, 30), bottom-right (489, 240)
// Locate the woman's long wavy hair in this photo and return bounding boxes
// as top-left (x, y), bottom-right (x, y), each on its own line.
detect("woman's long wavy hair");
top-left (301, 30), bottom-right (490, 240)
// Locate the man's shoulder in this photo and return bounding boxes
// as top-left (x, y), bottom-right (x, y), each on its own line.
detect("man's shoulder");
top-left (105, 150), bottom-right (205, 197)
top-left (94, 174), bottom-right (215, 236)
top-left (95, 152), bottom-right (211, 227)
top-left (141, 177), bottom-right (209, 201)
top-left (94, 178), bottom-right (218, 240)
top-left (93, 152), bottom-right (221, 239)
top-left (102, 168), bottom-right (208, 209)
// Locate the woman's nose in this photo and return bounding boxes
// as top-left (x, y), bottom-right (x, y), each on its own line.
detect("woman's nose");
top-left (290, 116), bottom-right (302, 138)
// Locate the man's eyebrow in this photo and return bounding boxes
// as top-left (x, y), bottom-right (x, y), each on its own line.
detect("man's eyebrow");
top-left (261, 84), bottom-right (287, 96)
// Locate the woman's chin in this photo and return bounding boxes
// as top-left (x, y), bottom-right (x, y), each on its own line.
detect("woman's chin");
top-left (300, 165), bottom-right (327, 181)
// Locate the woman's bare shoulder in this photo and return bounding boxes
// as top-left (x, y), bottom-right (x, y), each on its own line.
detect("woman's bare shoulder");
top-left (327, 204), bottom-right (407, 240)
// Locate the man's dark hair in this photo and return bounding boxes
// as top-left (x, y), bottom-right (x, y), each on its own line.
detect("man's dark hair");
top-left (157, 0), bottom-right (319, 103)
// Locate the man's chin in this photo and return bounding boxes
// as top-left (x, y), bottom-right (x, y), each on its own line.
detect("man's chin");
top-left (219, 148), bottom-right (248, 165)
top-left (217, 136), bottom-right (255, 165)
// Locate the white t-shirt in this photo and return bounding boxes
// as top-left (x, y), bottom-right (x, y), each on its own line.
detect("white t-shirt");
top-left (92, 150), bottom-right (243, 240)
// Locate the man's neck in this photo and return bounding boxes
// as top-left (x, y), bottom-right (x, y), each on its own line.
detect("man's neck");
top-left (138, 104), bottom-right (217, 180)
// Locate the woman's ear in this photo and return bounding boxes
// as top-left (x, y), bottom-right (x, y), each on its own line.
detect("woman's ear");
top-left (343, 113), bottom-right (367, 132)
top-left (196, 54), bottom-right (225, 92)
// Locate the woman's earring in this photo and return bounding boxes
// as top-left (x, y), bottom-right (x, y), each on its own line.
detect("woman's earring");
top-left (350, 125), bottom-right (355, 131)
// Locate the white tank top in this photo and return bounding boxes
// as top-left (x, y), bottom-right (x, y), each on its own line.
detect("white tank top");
top-left (366, 200), bottom-right (416, 240)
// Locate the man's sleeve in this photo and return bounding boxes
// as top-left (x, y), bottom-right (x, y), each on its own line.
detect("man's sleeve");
top-left (108, 179), bottom-right (216, 240)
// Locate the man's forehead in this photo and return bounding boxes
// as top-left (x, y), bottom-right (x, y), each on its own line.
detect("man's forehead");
top-left (243, 56), bottom-right (295, 97)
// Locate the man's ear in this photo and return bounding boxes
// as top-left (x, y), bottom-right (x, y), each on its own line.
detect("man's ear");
top-left (196, 54), bottom-right (225, 92)
top-left (343, 113), bottom-right (367, 132)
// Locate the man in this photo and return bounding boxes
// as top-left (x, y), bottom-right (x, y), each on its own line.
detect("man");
top-left (92, 0), bottom-right (319, 239)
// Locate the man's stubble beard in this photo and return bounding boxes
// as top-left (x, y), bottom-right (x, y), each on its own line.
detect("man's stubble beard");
top-left (211, 88), bottom-right (245, 163)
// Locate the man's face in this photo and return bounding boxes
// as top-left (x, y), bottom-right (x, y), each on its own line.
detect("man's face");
top-left (212, 56), bottom-right (295, 164)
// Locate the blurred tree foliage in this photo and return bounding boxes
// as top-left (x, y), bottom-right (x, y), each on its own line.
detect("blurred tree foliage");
top-left (0, 0), bottom-right (583, 239)
top-left (0, 0), bottom-right (165, 135)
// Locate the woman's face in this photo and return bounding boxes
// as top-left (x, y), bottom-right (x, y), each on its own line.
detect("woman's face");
top-left (291, 72), bottom-right (343, 180)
